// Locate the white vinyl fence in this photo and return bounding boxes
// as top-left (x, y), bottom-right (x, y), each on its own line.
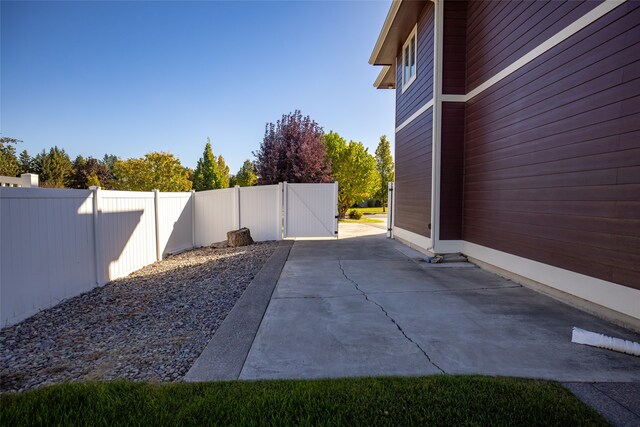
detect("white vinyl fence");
top-left (1, 182), bottom-right (336, 327)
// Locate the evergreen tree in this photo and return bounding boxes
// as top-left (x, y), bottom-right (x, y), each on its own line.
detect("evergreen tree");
top-left (235, 160), bottom-right (257, 187)
top-left (192, 138), bottom-right (220, 191)
top-left (0, 137), bottom-right (21, 176)
top-left (36, 146), bottom-right (73, 188)
top-left (374, 135), bottom-right (395, 212)
top-left (18, 150), bottom-right (33, 174)
top-left (217, 155), bottom-right (230, 188)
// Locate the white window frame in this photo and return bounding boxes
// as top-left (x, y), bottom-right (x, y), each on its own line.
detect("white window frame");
top-left (401, 25), bottom-right (418, 93)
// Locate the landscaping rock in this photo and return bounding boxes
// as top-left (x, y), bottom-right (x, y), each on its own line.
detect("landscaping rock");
top-left (227, 228), bottom-right (254, 247)
top-left (0, 241), bottom-right (277, 393)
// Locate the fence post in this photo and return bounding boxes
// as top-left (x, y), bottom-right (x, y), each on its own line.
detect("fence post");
top-left (89, 186), bottom-right (102, 285)
top-left (334, 181), bottom-right (339, 238)
top-left (235, 185), bottom-right (241, 230)
top-left (191, 189), bottom-right (196, 248)
top-left (277, 182), bottom-right (283, 240)
top-left (282, 182), bottom-right (288, 238)
top-left (387, 182), bottom-right (394, 239)
top-left (153, 189), bottom-right (161, 261)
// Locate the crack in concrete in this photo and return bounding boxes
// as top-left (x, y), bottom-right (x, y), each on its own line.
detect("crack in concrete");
top-left (337, 259), bottom-right (446, 374)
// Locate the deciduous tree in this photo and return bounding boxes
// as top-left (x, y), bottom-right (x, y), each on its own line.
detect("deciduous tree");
top-left (254, 110), bottom-right (331, 184)
top-left (325, 131), bottom-right (379, 218)
top-left (112, 152), bottom-right (192, 192)
top-left (374, 135), bottom-right (395, 212)
top-left (68, 155), bottom-right (112, 189)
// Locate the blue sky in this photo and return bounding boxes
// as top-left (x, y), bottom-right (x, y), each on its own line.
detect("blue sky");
top-left (1, 0), bottom-right (394, 173)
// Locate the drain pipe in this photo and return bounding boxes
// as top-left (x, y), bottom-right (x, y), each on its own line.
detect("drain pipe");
top-left (572, 327), bottom-right (640, 356)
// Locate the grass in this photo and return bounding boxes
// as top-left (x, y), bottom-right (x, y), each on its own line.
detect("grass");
top-left (340, 218), bottom-right (384, 224)
top-left (0, 376), bottom-right (605, 426)
top-left (351, 206), bottom-right (387, 215)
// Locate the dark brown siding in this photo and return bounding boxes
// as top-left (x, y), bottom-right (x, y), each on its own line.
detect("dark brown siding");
top-left (463, 2), bottom-right (640, 289)
top-left (395, 109), bottom-right (433, 237)
top-left (440, 102), bottom-right (465, 240)
top-left (466, 0), bottom-right (602, 91)
top-left (396, 3), bottom-right (435, 127)
top-left (443, 0), bottom-right (467, 94)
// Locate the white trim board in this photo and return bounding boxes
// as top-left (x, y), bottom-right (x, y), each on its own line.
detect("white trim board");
top-left (462, 241), bottom-right (640, 321)
top-left (395, 99), bottom-right (433, 133)
top-left (393, 226), bottom-right (433, 255)
top-left (433, 239), bottom-right (462, 254)
top-left (442, 0), bottom-right (627, 102)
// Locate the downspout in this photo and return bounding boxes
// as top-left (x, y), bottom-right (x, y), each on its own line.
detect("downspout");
top-left (429, 0), bottom-right (444, 253)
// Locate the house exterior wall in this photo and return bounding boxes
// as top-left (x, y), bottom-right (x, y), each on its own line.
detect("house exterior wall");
top-left (373, 0), bottom-right (639, 322)
top-left (394, 2), bottom-right (435, 238)
top-left (396, 4), bottom-right (435, 127)
top-left (395, 110), bottom-right (433, 237)
top-left (462, 0), bottom-right (640, 291)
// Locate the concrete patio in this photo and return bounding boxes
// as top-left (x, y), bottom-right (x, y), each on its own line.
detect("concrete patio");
top-left (187, 222), bottom-right (640, 424)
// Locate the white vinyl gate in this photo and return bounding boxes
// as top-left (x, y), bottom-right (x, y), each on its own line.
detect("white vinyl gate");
top-left (283, 182), bottom-right (338, 238)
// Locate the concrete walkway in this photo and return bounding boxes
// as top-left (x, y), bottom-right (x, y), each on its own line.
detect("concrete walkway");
top-left (189, 222), bottom-right (640, 425)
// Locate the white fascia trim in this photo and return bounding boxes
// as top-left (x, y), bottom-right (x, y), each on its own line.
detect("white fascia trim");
top-left (393, 226), bottom-right (433, 253)
top-left (443, 0), bottom-right (627, 102)
top-left (434, 239), bottom-right (463, 254)
top-left (462, 241), bottom-right (640, 320)
top-left (374, 65), bottom-right (392, 88)
top-left (395, 99), bottom-right (433, 133)
top-left (369, 0), bottom-right (403, 65)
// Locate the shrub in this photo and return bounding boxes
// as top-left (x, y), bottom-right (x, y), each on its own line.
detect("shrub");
top-left (349, 209), bottom-right (362, 220)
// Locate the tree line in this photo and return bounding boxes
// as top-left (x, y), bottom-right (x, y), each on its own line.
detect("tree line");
top-left (1, 110), bottom-right (394, 215)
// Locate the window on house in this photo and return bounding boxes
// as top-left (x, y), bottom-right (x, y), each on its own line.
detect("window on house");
top-left (402, 26), bottom-right (417, 92)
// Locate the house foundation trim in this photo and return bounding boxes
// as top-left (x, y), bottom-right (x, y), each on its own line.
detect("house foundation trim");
top-left (393, 226), bottom-right (433, 255)
top-left (462, 241), bottom-right (640, 325)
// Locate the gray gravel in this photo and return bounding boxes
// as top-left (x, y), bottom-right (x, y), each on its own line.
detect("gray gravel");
top-left (0, 241), bottom-right (278, 393)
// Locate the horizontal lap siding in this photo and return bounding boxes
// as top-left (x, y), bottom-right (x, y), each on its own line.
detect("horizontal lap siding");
top-left (395, 110), bottom-right (433, 237)
top-left (396, 3), bottom-right (435, 127)
top-left (466, 0), bottom-right (602, 91)
top-left (463, 2), bottom-right (640, 290)
top-left (443, 0), bottom-right (467, 94)
top-left (440, 102), bottom-right (465, 240)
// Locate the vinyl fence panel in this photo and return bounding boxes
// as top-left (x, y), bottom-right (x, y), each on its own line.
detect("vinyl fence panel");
top-left (194, 188), bottom-right (238, 246)
top-left (157, 192), bottom-right (194, 256)
top-left (97, 190), bottom-right (156, 283)
top-left (239, 184), bottom-right (282, 241)
top-left (0, 188), bottom-right (96, 327)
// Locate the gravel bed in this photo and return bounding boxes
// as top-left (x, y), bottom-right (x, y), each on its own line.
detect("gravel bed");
top-left (0, 241), bottom-right (278, 393)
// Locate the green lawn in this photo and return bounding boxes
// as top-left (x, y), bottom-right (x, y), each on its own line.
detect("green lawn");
top-left (352, 207), bottom-right (387, 215)
top-left (340, 218), bottom-right (384, 224)
top-left (0, 376), bottom-right (605, 426)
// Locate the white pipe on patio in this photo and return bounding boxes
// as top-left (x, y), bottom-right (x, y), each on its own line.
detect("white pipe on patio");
top-left (571, 327), bottom-right (640, 356)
